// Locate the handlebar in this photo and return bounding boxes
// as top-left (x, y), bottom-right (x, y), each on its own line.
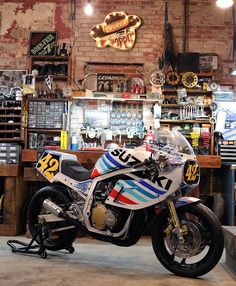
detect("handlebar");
top-left (133, 155), bottom-right (168, 170)
top-left (133, 158), bottom-right (150, 169)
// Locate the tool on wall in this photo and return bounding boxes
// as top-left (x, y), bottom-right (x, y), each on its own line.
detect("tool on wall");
top-left (158, 0), bottom-right (176, 72)
top-left (165, 71), bottom-right (180, 86)
top-left (149, 70), bottom-right (165, 87)
top-left (181, 72), bottom-right (198, 88)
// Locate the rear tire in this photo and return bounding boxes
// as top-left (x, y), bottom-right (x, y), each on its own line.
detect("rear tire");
top-left (151, 203), bottom-right (224, 277)
top-left (27, 185), bottom-right (77, 251)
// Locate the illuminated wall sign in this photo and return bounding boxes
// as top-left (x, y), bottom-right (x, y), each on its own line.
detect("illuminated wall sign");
top-left (90, 11), bottom-right (142, 51)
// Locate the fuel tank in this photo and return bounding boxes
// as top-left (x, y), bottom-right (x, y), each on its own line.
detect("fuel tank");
top-left (90, 148), bottom-right (150, 178)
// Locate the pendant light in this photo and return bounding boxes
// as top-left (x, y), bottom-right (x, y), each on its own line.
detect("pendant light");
top-left (216, 0), bottom-right (234, 9)
top-left (84, 0), bottom-right (93, 16)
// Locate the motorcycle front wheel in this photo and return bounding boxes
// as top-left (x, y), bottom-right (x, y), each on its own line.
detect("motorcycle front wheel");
top-left (151, 203), bottom-right (224, 277)
top-left (27, 185), bottom-right (77, 251)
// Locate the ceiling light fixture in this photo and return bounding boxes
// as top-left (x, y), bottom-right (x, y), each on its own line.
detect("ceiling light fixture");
top-left (216, 0), bottom-right (234, 9)
top-left (84, 0), bottom-right (94, 16)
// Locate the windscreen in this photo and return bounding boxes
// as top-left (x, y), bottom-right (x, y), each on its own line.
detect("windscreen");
top-left (153, 129), bottom-right (195, 156)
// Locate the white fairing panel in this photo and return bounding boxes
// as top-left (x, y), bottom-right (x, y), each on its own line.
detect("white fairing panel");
top-left (106, 165), bottom-right (184, 210)
top-left (36, 151), bottom-right (77, 182)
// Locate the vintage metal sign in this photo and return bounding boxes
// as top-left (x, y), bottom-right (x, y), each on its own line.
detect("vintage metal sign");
top-left (90, 11), bottom-right (142, 51)
top-left (29, 32), bottom-right (57, 56)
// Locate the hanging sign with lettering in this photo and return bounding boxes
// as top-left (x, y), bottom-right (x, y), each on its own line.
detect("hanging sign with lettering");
top-left (90, 12), bottom-right (142, 51)
top-left (29, 32), bottom-right (57, 56)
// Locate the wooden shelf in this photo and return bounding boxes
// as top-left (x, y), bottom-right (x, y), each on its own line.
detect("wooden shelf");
top-left (0, 108), bottom-right (21, 110)
top-left (196, 155), bottom-right (221, 168)
top-left (86, 61), bottom-right (144, 66)
top-left (163, 89), bottom-right (212, 94)
top-left (160, 119), bottom-right (210, 123)
top-left (73, 96), bottom-right (159, 103)
top-left (0, 115), bottom-right (21, 118)
top-left (27, 128), bottom-right (62, 132)
top-left (0, 138), bottom-right (22, 141)
top-left (159, 104), bottom-right (179, 107)
top-left (36, 75), bottom-right (68, 80)
top-left (0, 165), bottom-right (21, 176)
top-left (0, 123), bottom-right (21, 126)
top-left (30, 56), bottom-right (69, 61)
top-left (0, 130), bottom-right (20, 133)
top-left (160, 104), bottom-right (209, 108)
top-left (28, 98), bottom-right (67, 102)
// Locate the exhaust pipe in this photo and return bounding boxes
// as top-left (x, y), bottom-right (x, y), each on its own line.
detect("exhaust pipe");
top-left (42, 199), bottom-right (79, 227)
top-left (43, 199), bottom-right (64, 217)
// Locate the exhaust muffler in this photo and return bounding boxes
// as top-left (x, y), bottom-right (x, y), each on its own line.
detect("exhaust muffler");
top-left (42, 199), bottom-right (79, 227)
top-left (43, 199), bottom-right (64, 217)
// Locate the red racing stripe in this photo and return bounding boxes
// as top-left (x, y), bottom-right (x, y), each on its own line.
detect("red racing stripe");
top-left (90, 168), bottom-right (100, 178)
top-left (109, 189), bottom-right (119, 198)
top-left (117, 193), bottom-right (137, 205)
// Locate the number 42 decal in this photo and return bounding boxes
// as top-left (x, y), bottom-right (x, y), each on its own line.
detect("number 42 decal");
top-left (37, 153), bottom-right (60, 180)
top-left (184, 160), bottom-right (199, 185)
top-left (185, 164), bottom-right (197, 181)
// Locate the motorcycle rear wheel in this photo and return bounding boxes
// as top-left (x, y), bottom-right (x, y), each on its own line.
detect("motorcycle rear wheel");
top-left (27, 185), bottom-right (77, 251)
top-left (151, 203), bottom-right (224, 277)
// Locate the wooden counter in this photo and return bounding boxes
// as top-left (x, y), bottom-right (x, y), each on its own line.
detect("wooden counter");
top-left (22, 149), bottom-right (221, 168)
top-left (22, 149), bottom-right (221, 183)
top-left (0, 165), bottom-right (27, 235)
top-left (22, 149), bottom-right (104, 169)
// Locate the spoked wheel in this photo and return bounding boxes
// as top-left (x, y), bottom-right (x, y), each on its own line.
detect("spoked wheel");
top-left (27, 186), bottom-right (77, 251)
top-left (151, 203), bottom-right (224, 277)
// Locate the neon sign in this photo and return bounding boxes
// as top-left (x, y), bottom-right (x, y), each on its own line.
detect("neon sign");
top-left (90, 11), bottom-right (142, 51)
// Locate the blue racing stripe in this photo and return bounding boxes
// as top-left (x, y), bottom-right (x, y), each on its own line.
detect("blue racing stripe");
top-left (102, 156), bottom-right (115, 170)
top-left (123, 187), bottom-right (148, 202)
top-left (126, 180), bottom-right (157, 199)
top-left (105, 153), bottom-right (124, 168)
top-left (97, 158), bottom-right (107, 172)
top-left (139, 180), bottom-right (165, 195)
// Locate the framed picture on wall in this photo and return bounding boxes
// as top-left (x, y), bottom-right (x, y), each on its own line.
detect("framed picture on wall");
top-left (29, 31), bottom-right (57, 56)
top-left (0, 70), bottom-right (28, 95)
top-left (84, 110), bottom-right (110, 128)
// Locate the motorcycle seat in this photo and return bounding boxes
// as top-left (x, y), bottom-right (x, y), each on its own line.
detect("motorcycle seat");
top-left (61, 159), bottom-right (92, 181)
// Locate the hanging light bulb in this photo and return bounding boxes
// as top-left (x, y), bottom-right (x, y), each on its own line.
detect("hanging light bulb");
top-left (84, 0), bottom-right (93, 16)
top-left (216, 0), bottom-right (233, 8)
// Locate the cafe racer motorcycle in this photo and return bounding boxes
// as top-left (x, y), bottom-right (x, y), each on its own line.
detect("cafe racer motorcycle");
top-left (27, 130), bottom-right (224, 277)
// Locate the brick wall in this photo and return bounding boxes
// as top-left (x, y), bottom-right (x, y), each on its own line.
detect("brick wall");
top-left (0, 0), bottom-right (235, 88)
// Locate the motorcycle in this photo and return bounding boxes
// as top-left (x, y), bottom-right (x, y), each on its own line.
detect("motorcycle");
top-left (27, 129), bottom-right (224, 277)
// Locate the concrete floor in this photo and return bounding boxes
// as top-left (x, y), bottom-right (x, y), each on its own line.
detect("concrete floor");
top-left (0, 236), bottom-right (235, 286)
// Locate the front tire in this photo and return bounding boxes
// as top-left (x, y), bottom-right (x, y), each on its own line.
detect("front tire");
top-left (27, 185), bottom-right (77, 251)
top-left (152, 203), bottom-right (224, 277)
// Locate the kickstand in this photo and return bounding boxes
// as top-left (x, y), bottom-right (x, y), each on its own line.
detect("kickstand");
top-left (7, 223), bottom-right (47, 259)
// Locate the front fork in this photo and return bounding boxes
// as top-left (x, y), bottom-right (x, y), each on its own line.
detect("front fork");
top-left (166, 201), bottom-right (187, 243)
